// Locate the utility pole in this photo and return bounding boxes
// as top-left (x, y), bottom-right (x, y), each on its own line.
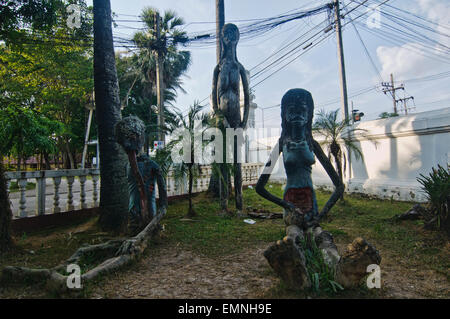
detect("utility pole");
top-left (216, 0), bottom-right (225, 63)
top-left (260, 104), bottom-right (279, 129)
top-left (81, 93), bottom-right (95, 169)
top-left (334, 0), bottom-right (349, 122)
top-left (154, 12), bottom-right (165, 144)
top-left (390, 73), bottom-right (396, 114)
top-left (396, 96), bottom-right (415, 115)
top-left (261, 108), bottom-right (265, 129)
top-left (381, 73), bottom-right (405, 114)
top-left (351, 100), bottom-right (354, 125)
top-left (334, 0), bottom-right (351, 183)
top-left (208, 0), bottom-right (226, 196)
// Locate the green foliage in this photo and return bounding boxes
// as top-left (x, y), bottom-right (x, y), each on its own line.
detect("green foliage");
top-left (0, 1), bottom-right (93, 167)
top-left (0, 0), bottom-right (63, 42)
top-left (300, 230), bottom-right (343, 295)
top-left (2, 185), bottom-right (449, 298)
top-left (8, 181), bottom-right (36, 192)
top-left (417, 164), bottom-right (450, 229)
top-left (0, 106), bottom-right (62, 160)
top-left (117, 7), bottom-right (191, 151)
top-left (378, 112), bottom-right (399, 119)
top-left (313, 109), bottom-right (376, 184)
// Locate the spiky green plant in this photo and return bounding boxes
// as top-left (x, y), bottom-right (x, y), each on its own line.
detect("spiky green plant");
top-left (417, 164), bottom-right (450, 231)
top-left (165, 101), bottom-right (211, 217)
top-left (300, 230), bottom-right (344, 295)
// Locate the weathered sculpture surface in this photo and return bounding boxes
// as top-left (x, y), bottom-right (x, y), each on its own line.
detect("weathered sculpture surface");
top-left (212, 23), bottom-right (250, 215)
top-left (115, 116), bottom-right (167, 233)
top-left (0, 116), bottom-right (168, 292)
top-left (256, 89), bottom-right (380, 289)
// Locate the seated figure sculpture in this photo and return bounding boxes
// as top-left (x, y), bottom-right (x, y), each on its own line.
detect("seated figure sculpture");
top-left (256, 89), bottom-right (380, 290)
top-left (256, 89), bottom-right (319, 228)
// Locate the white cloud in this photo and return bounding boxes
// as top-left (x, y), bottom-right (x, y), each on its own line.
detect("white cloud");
top-left (418, 0), bottom-right (450, 47)
top-left (376, 0), bottom-right (450, 81)
top-left (376, 43), bottom-right (440, 80)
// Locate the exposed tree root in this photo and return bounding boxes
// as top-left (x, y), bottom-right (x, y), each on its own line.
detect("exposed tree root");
top-left (1, 210), bottom-right (165, 294)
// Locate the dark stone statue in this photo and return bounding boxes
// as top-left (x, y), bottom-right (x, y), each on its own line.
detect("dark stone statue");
top-left (256, 89), bottom-right (380, 290)
top-left (127, 154), bottom-right (167, 231)
top-left (115, 116), bottom-right (167, 233)
top-left (256, 89), bottom-right (345, 227)
top-left (212, 23), bottom-right (250, 215)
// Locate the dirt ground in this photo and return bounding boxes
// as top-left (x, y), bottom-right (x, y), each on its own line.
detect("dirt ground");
top-left (90, 243), bottom-right (277, 299)
top-left (90, 241), bottom-right (449, 299)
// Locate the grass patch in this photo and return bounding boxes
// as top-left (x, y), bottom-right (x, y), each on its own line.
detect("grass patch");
top-left (0, 183), bottom-right (448, 298)
top-left (0, 216), bottom-right (114, 272)
top-left (163, 190), bottom-right (285, 257)
top-left (8, 181), bottom-right (36, 192)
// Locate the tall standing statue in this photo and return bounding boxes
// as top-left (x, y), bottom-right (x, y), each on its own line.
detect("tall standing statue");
top-left (212, 23), bottom-right (250, 215)
top-left (256, 89), bottom-right (380, 290)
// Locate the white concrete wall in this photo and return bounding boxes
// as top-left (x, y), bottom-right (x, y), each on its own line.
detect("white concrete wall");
top-left (248, 107), bottom-right (450, 202)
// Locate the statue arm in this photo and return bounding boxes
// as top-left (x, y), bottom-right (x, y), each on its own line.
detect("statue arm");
top-left (256, 139), bottom-right (294, 211)
top-left (239, 65), bottom-right (250, 128)
top-left (312, 139), bottom-right (344, 220)
top-left (212, 65), bottom-right (220, 114)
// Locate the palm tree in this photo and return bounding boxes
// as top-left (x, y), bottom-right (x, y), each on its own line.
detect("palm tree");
top-left (117, 53), bottom-right (182, 154)
top-left (119, 8), bottom-right (191, 152)
top-left (132, 8), bottom-right (190, 103)
top-left (93, 0), bottom-right (129, 232)
top-left (313, 109), bottom-right (375, 197)
top-left (170, 102), bottom-right (210, 217)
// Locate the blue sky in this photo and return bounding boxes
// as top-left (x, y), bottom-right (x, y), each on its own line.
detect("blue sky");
top-left (88, 0), bottom-right (450, 127)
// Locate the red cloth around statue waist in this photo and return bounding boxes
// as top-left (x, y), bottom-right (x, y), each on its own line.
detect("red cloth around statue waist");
top-left (284, 187), bottom-right (313, 212)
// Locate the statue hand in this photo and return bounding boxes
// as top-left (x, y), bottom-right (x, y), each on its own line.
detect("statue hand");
top-left (282, 200), bottom-right (296, 212)
top-left (159, 206), bottom-right (167, 216)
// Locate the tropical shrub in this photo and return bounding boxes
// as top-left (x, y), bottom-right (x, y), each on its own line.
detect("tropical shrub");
top-left (417, 164), bottom-right (450, 234)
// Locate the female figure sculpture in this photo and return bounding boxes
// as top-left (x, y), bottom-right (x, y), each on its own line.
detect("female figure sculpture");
top-left (256, 89), bottom-right (380, 289)
top-left (212, 23), bottom-right (250, 214)
top-left (256, 89), bottom-right (328, 227)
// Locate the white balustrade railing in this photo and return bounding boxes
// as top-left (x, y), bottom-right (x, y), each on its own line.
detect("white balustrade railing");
top-left (4, 163), bottom-right (264, 219)
top-left (5, 169), bottom-right (100, 219)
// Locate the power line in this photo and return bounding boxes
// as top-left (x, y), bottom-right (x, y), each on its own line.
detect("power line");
top-left (370, 0), bottom-right (450, 31)
top-left (353, 19), bottom-right (450, 65)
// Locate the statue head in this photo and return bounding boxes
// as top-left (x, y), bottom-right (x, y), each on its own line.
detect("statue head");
top-left (220, 23), bottom-right (240, 60)
top-left (115, 115), bottom-right (146, 153)
top-left (280, 88), bottom-right (314, 149)
top-left (222, 23), bottom-right (239, 45)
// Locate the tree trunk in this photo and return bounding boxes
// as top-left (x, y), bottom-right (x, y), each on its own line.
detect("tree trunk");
top-left (187, 164), bottom-right (195, 217)
top-left (93, 0), bottom-right (129, 233)
top-left (207, 173), bottom-right (220, 197)
top-left (55, 153), bottom-right (59, 169)
top-left (43, 152), bottom-right (51, 170)
top-left (332, 147), bottom-right (344, 200)
top-left (39, 153), bottom-right (44, 170)
top-left (64, 143), bottom-right (75, 169)
top-left (0, 162), bottom-right (14, 253)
